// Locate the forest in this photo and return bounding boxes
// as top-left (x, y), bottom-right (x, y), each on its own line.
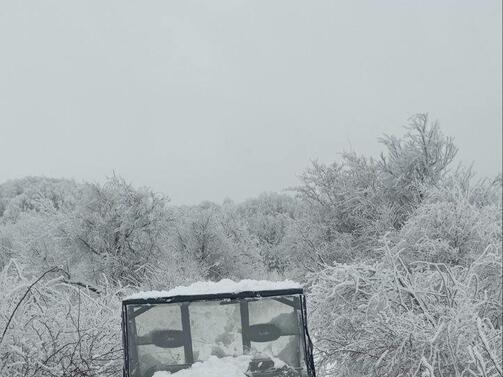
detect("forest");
top-left (0, 114), bottom-right (501, 377)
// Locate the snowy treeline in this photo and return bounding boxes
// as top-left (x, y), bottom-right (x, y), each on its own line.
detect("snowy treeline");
top-left (0, 114), bottom-right (501, 377)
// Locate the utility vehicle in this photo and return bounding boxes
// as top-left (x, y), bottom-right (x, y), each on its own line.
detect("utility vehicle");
top-left (122, 280), bottom-right (316, 377)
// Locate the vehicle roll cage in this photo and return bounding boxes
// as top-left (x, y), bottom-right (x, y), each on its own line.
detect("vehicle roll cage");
top-left (122, 288), bottom-right (316, 377)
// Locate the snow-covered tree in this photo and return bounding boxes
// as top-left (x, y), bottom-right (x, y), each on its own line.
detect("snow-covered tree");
top-left (0, 115), bottom-right (500, 377)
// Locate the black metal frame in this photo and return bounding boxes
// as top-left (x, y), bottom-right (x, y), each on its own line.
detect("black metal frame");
top-left (122, 288), bottom-right (316, 377)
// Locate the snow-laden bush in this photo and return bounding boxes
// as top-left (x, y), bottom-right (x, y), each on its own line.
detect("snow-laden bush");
top-left (292, 117), bottom-right (460, 270)
top-left (308, 242), bottom-right (502, 377)
top-left (170, 202), bottom-right (265, 281)
top-left (235, 193), bottom-right (298, 273)
top-left (399, 173), bottom-right (502, 266)
top-left (378, 114), bottom-right (458, 220)
top-left (0, 261), bottom-right (123, 377)
top-left (0, 177), bottom-right (82, 224)
top-left (59, 176), bottom-right (172, 287)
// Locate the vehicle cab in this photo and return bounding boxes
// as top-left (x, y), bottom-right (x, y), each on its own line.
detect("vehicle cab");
top-left (122, 280), bottom-right (316, 377)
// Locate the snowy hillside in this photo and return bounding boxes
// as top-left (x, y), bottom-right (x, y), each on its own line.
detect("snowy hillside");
top-left (1, 120), bottom-right (501, 377)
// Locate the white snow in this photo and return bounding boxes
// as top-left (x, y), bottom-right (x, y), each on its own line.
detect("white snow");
top-left (152, 355), bottom-right (252, 377)
top-left (125, 279), bottom-right (302, 300)
top-left (152, 355), bottom-right (287, 377)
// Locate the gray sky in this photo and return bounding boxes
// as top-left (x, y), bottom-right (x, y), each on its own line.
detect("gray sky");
top-left (0, 0), bottom-right (501, 204)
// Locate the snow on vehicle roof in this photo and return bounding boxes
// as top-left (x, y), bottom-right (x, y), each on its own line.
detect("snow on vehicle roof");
top-left (125, 279), bottom-right (302, 301)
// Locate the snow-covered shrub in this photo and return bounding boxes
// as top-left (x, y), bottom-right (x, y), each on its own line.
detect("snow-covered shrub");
top-left (170, 202), bottom-right (263, 281)
top-left (278, 215), bottom-right (356, 275)
top-left (0, 178), bottom-right (83, 272)
top-left (378, 114), bottom-right (458, 223)
top-left (0, 177), bottom-right (82, 224)
top-left (295, 153), bottom-right (391, 237)
top-left (67, 176), bottom-right (172, 286)
top-left (0, 209), bottom-right (73, 273)
top-left (308, 242), bottom-right (502, 377)
top-left (292, 153), bottom-right (397, 268)
top-left (0, 261), bottom-right (123, 377)
top-left (142, 248), bottom-right (204, 291)
top-left (236, 193), bottom-right (298, 273)
top-left (399, 173), bottom-right (502, 265)
top-left (292, 117), bottom-right (459, 269)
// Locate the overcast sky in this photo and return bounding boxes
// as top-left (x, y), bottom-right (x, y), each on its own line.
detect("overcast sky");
top-left (0, 1), bottom-right (501, 204)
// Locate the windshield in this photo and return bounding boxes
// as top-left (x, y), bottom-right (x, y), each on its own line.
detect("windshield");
top-left (124, 294), bottom-right (308, 377)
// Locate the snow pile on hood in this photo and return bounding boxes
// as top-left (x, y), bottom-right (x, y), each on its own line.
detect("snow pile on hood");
top-left (152, 355), bottom-right (252, 377)
top-left (126, 279), bottom-right (302, 300)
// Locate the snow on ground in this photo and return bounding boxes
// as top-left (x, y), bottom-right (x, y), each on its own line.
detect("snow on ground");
top-left (126, 279), bottom-right (302, 300)
top-left (152, 355), bottom-right (252, 377)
